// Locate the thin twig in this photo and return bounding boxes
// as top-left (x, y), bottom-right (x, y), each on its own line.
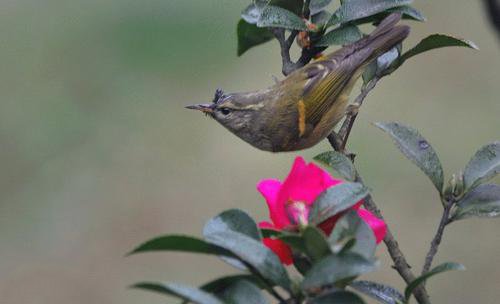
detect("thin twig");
top-left (356, 175), bottom-right (431, 304)
top-left (422, 203), bottom-right (452, 275)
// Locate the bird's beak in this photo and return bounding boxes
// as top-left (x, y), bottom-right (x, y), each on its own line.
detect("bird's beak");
top-left (185, 103), bottom-right (214, 113)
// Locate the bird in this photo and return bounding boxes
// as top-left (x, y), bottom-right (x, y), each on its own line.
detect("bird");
top-left (186, 13), bottom-right (410, 152)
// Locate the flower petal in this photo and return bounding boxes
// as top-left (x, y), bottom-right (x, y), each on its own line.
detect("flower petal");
top-left (257, 179), bottom-right (289, 228)
top-left (279, 157), bottom-right (342, 206)
top-left (357, 209), bottom-right (387, 243)
top-left (262, 238), bottom-right (293, 265)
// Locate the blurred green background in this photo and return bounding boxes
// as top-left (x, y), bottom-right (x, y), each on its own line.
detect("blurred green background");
top-left (0, 0), bottom-right (499, 303)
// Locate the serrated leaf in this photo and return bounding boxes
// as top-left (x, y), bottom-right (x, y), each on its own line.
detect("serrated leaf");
top-left (451, 184), bottom-right (500, 220)
top-left (329, 210), bottom-right (376, 259)
top-left (404, 262), bottom-right (465, 301)
top-left (314, 151), bottom-right (357, 181)
top-left (220, 280), bottom-right (269, 304)
top-left (309, 182), bottom-right (369, 224)
top-left (310, 290), bottom-right (366, 304)
top-left (269, 0), bottom-right (304, 15)
top-left (303, 226), bottom-right (332, 261)
top-left (257, 5), bottom-right (308, 30)
top-left (463, 142), bottom-right (500, 191)
top-left (350, 280), bottom-right (404, 304)
top-left (388, 5), bottom-right (425, 21)
top-left (302, 253), bottom-right (378, 291)
top-left (397, 34), bottom-right (478, 66)
top-left (310, 0), bottom-right (333, 15)
top-left (329, 0), bottom-right (413, 26)
top-left (132, 282), bottom-right (223, 304)
top-left (316, 24), bottom-right (363, 46)
top-left (203, 209), bottom-right (261, 240)
top-left (237, 19), bottom-right (274, 56)
top-left (128, 235), bottom-right (232, 257)
top-left (375, 122), bottom-right (444, 193)
top-left (204, 231), bottom-right (292, 291)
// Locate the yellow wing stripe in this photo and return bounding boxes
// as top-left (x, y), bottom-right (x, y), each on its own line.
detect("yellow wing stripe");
top-left (298, 99), bottom-right (306, 137)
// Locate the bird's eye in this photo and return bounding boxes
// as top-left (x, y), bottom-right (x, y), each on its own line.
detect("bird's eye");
top-left (220, 108), bottom-right (231, 115)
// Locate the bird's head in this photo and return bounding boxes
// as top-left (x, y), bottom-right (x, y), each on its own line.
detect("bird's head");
top-left (186, 88), bottom-right (266, 136)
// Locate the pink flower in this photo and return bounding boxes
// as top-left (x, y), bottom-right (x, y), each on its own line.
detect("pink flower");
top-left (258, 157), bottom-right (386, 265)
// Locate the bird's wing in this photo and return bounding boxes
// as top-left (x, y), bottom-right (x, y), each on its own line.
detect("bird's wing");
top-left (299, 58), bottom-right (356, 127)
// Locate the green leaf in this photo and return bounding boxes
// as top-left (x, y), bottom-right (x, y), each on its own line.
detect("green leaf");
top-left (128, 235), bottom-right (232, 257)
top-left (397, 34), bottom-right (478, 66)
top-left (261, 227), bottom-right (281, 238)
top-left (350, 280), bottom-right (404, 304)
top-left (312, 10), bottom-right (332, 27)
top-left (197, 275), bottom-right (266, 294)
top-left (203, 210), bottom-right (266, 271)
top-left (242, 4), bottom-right (262, 24)
top-left (237, 19), bottom-right (274, 56)
top-left (132, 282), bottom-right (223, 304)
top-left (220, 280), bottom-right (269, 304)
top-left (310, 0), bottom-right (333, 15)
top-left (204, 231), bottom-right (292, 291)
top-left (309, 182), bottom-right (369, 224)
top-left (302, 253), bottom-right (378, 291)
top-left (404, 262), bottom-right (465, 301)
top-left (463, 142), bottom-right (500, 191)
top-left (314, 151), bottom-right (357, 181)
top-left (451, 184), bottom-right (500, 221)
top-left (269, 0), bottom-right (304, 16)
top-left (310, 290), bottom-right (366, 304)
top-left (329, 0), bottom-right (412, 26)
top-left (329, 210), bottom-right (376, 259)
top-left (279, 234), bottom-right (307, 252)
top-left (375, 122), bottom-right (444, 193)
top-left (387, 5), bottom-right (425, 21)
top-left (303, 226), bottom-right (332, 261)
top-left (316, 24), bottom-right (363, 47)
top-left (257, 5), bottom-right (308, 30)
top-left (203, 209), bottom-right (261, 241)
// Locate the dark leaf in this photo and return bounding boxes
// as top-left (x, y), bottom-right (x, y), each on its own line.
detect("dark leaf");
top-left (375, 122), bottom-right (444, 193)
top-left (203, 209), bottom-right (261, 240)
top-left (451, 184), bottom-right (500, 220)
top-left (310, 290), bottom-right (366, 304)
top-left (463, 142), bottom-right (500, 191)
top-left (329, 0), bottom-right (412, 26)
top-left (397, 34), bottom-right (478, 67)
top-left (404, 262), bottom-right (465, 301)
top-left (197, 275), bottom-right (266, 295)
top-left (314, 151), bottom-right (357, 181)
top-left (310, 0), bottom-right (334, 15)
top-left (220, 280), bottom-right (269, 304)
top-left (269, 0), bottom-right (304, 16)
top-left (302, 253), bottom-right (378, 291)
top-left (237, 19), bottom-right (274, 56)
top-left (279, 234), bottom-right (307, 252)
top-left (257, 5), bottom-right (308, 30)
top-left (261, 227), bottom-right (281, 238)
top-left (303, 226), bottom-right (332, 261)
top-left (316, 24), bottom-right (363, 47)
top-left (132, 282), bottom-right (223, 304)
top-left (329, 210), bottom-right (376, 259)
top-left (293, 253), bottom-right (313, 274)
top-left (309, 182), bottom-right (369, 224)
top-left (204, 231), bottom-right (292, 291)
top-left (350, 280), bottom-right (404, 304)
top-left (128, 235), bottom-right (232, 257)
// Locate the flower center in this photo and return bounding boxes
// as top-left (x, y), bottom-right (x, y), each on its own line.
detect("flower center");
top-left (285, 199), bottom-right (309, 227)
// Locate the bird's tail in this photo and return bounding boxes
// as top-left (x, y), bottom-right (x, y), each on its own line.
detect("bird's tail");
top-left (356, 13), bottom-right (410, 62)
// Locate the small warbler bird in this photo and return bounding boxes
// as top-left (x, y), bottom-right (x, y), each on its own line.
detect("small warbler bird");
top-left (187, 13), bottom-right (410, 152)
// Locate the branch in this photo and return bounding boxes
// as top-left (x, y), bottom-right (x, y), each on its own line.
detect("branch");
top-left (422, 202), bottom-right (452, 275)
